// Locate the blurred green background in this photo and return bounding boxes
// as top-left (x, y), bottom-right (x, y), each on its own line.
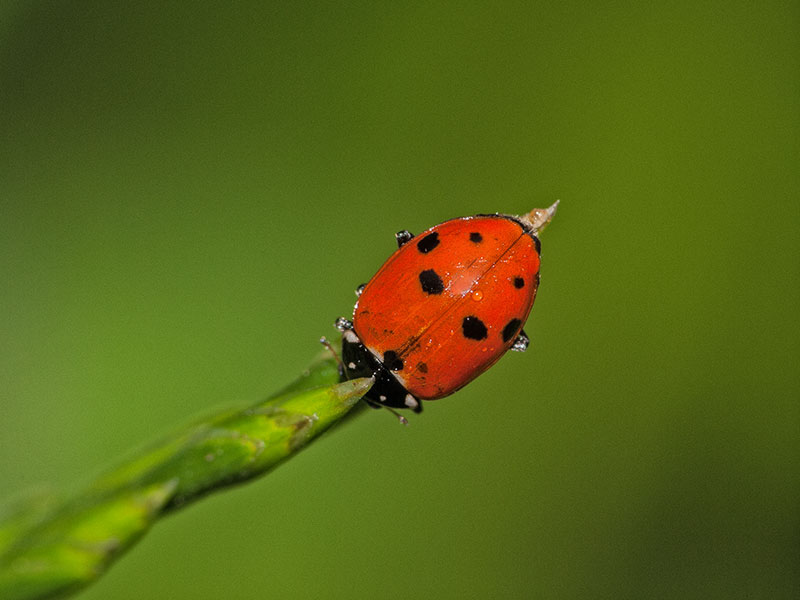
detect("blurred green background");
top-left (1, 1), bottom-right (798, 598)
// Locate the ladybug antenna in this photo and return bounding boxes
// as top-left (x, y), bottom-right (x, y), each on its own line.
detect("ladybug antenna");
top-left (380, 405), bottom-right (409, 426)
top-left (320, 336), bottom-right (350, 377)
top-left (520, 200), bottom-right (559, 234)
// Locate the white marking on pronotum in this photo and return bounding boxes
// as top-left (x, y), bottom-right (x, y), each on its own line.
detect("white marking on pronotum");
top-left (343, 330), bottom-right (359, 343)
top-left (379, 395), bottom-right (387, 401)
top-left (404, 394), bottom-right (419, 409)
top-left (348, 362), bottom-right (356, 370)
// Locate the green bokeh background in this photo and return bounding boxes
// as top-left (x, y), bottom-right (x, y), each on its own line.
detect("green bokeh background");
top-left (1, 2), bottom-right (798, 598)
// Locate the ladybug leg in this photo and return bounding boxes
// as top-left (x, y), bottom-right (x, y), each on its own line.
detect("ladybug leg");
top-left (334, 316), bottom-right (354, 333)
top-left (511, 329), bottom-right (530, 352)
top-left (395, 230), bottom-right (415, 247)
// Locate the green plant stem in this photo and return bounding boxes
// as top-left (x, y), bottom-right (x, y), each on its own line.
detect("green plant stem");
top-left (0, 349), bottom-right (372, 600)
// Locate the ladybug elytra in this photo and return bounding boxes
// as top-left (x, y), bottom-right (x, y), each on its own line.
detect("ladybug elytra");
top-left (334, 202), bottom-right (558, 420)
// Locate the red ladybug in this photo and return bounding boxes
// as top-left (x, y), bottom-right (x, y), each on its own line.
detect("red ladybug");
top-left (334, 202), bottom-right (558, 420)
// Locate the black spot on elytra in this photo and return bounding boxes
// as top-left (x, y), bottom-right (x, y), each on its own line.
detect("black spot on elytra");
top-left (532, 235), bottom-right (541, 255)
top-left (513, 277), bottom-right (525, 289)
top-left (419, 269), bottom-right (444, 294)
top-left (502, 318), bottom-right (522, 343)
top-left (417, 362), bottom-right (428, 373)
top-left (462, 316), bottom-right (488, 340)
top-left (416, 232), bottom-right (440, 253)
top-left (469, 232), bottom-right (483, 243)
top-left (382, 350), bottom-right (404, 371)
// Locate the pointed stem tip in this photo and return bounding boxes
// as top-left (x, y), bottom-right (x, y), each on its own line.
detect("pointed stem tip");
top-left (520, 200), bottom-right (559, 234)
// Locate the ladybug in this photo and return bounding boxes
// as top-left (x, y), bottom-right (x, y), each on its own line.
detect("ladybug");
top-left (333, 202), bottom-right (558, 421)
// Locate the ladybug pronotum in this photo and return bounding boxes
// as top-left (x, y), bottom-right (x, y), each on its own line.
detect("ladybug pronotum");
top-left (334, 202), bottom-right (558, 420)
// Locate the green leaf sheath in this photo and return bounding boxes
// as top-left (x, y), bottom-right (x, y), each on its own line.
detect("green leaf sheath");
top-left (0, 351), bottom-right (372, 600)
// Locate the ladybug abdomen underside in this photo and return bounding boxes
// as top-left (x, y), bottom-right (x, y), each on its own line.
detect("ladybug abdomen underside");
top-left (353, 216), bottom-right (541, 399)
